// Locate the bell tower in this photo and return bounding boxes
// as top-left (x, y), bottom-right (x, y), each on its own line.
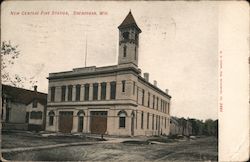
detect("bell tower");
top-left (118, 11), bottom-right (141, 66)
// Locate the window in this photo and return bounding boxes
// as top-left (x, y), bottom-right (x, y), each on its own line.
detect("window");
top-left (168, 103), bottom-right (170, 114)
top-left (157, 97), bottom-right (159, 110)
top-left (118, 111), bottom-right (127, 128)
top-left (75, 84), bottom-right (81, 101)
top-left (30, 111), bottom-right (42, 119)
top-left (135, 47), bottom-right (137, 60)
top-left (142, 89), bottom-right (145, 105)
top-left (122, 80), bottom-right (126, 92)
top-left (136, 87), bottom-right (139, 103)
top-left (110, 81), bottom-right (116, 100)
top-left (147, 113), bottom-right (149, 129)
top-left (49, 111), bottom-right (55, 126)
top-left (77, 110), bottom-right (85, 132)
top-left (101, 82), bottom-right (106, 100)
top-left (61, 86), bottom-right (66, 101)
top-left (68, 85), bottom-right (73, 101)
top-left (133, 81), bottom-right (135, 95)
top-left (165, 117), bottom-right (167, 128)
top-left (135, 34), bottom-right (138, 44)
top-left (156, 115), bottom-right (158, 130)
top-left (122, 32), bottom-right (129, 39)
top-left (93, 83), bottom-right (98, 100)
top-left (50, 87), bottom-right (55, 102)
top-left (84, 84), bottom-right (89, 101)
top-left (153, 95), bottom-right (155, 109)
top-left (136, 110), bottom-right (138, 129)
top-left (141, 111), bottom-right (144, 129)
top-left (123, 45), bottom-right (127, 57)
top-left (152, 114), bottom-right (154, 130)
top-left (148, 92), bottom-right (150, 107)
top-left (32, 100), bottom-right (37, 108)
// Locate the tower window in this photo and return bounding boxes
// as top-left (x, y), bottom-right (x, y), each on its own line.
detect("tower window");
top-left (123, 46), bottom-right (127, 57)
top-left (122, 80), bottom-right (126, 92)
top-left (122, 32), bottom-right (129, 40)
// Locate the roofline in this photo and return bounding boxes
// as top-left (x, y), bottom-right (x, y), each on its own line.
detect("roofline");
top-left (47, 66), bottom-right (141, 80)
top-left (138, 75), bottom-right (171, 99)
top-left (2, 84), bottom-right (47, 95)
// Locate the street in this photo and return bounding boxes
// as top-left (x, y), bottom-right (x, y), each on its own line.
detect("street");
top-left (2, 132), bottom-right (218, 161)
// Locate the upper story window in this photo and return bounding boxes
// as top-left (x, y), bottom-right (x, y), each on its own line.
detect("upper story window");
top-left (136, 87), bottom-right (139, 103)
top-left (32, 100), bottom-right (37, 108)
top-left (156, 97), bottom-right (159, 110)
top-left (68, 85), bottom-right (73, 101)
top-left (153, 95), bottom-right (155, 109)
top-left (61, 86), bottom-right (66, 101)
top-left (123, 45), bottom-right (127, 57)
top-left (50, 87), bottom-right (55, 102)
top-left (122, 80), bottom-right (126, 92)
top-left (93, 83), bottom-right (98, 100)
top-left (84, 84), bottom-right (90, 101)
top-left (148, 92), bottom-right (150, 107)
top-left (75, 84), bottom-right (81, 101)
top-left (142, 89), bottom-right (145, 106)
top-left (101, 82), bottom-right (106, 100)
top-left (134, 47), bottom-right (137, 60)
top-left (110, 81), bottom-right (116, 100)
top-left (133, 81), bottom-right (135, 95)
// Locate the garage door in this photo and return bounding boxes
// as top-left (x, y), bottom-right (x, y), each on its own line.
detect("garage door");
top-left (90, 111), bottom-right (107, 134)
top-left (59, 111), bottom-right (73, 133)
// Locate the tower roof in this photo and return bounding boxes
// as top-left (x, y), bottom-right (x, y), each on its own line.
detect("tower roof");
top-left (118, 11), bottom-right (141, 33)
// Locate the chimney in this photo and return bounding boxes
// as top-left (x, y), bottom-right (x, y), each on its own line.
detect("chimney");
top-left (153, 80), bottom-right (157, 87)
top-left (34, 85), bottom-right (37, 92)
top-left (165, 89), bottom-right (169, 94)
top-left (143, 73), bottom-right (149, 82)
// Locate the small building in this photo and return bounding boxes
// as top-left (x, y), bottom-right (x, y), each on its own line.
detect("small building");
top-left (2, 85), bottom-right (47, 131)
top-left (170, 117), bottom-right (192, 136)
top-left (46, 11), bottom-right (171, 136)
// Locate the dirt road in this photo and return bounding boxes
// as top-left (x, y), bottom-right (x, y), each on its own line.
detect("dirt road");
top-left (3, 136), bottom-right (217, 161)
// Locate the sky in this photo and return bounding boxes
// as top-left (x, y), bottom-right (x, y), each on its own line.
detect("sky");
top-left (2, 1), bottom-right (218, 120)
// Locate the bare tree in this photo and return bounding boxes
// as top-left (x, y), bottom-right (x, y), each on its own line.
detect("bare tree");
top-left (1, 41), bottom-right (37, 88)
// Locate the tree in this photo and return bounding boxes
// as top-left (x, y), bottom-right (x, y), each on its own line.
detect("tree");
top-left (1, 41), bottom-right (37, 88)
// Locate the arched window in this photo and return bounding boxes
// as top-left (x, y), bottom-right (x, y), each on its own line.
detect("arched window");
top-left (48, 111), bottom-right (55, 126)
top-left (123, 45), bottom-right (127, 57)
top-left (77, 110), bottom-right (85, 132)
top-left (118, 110), bottom-right (127, 128)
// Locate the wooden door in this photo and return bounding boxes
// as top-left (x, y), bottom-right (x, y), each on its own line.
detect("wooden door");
top-left (90, 111), bottom-right (107, 134)
top-left (59, 111), bottom-right (73, 133)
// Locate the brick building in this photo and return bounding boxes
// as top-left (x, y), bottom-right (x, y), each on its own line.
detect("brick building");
top-left (46, 11), bottom-right (171, 136)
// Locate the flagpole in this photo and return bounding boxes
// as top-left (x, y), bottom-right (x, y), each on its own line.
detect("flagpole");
top-left (84, 32), bottom-right (87, 67)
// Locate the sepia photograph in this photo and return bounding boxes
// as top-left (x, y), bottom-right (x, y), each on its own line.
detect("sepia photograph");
top-left (3, 1), bottom-right (246, 161)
